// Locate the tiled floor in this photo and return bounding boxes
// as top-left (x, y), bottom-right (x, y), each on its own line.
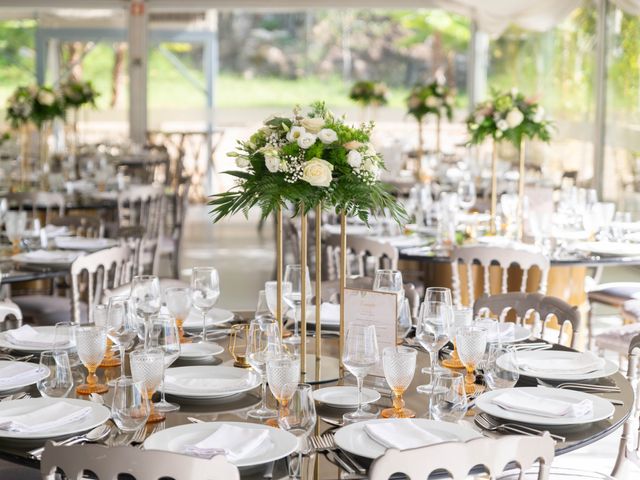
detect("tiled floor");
top-left (179, 204), bottom-right (639, 478)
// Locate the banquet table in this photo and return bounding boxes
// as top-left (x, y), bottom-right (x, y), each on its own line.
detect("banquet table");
top-left (0, 311), bottom-right (632, 479)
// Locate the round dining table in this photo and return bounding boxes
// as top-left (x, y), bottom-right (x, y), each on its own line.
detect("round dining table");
top-left (0, 311), bottom-right (632, 479)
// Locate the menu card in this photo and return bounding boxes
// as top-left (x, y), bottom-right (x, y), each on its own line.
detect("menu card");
top-left (343, 288), bottom-right (398, 377)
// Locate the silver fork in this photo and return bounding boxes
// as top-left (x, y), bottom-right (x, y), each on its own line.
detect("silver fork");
top-left (475, 413), bottom-right (565, 442)
top-left (537, 379), bottom-right (620, 392)
top-left (0, 392), bottom-right (29, 403)
top-left (309, 435), bottom-right (354, 474)
top-left (321, 433), bottom-right (366, 475)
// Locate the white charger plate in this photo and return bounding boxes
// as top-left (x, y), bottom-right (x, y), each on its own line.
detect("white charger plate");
top-left (11, 250), bottom-right (82, 266)
top-left (0, 326), bottom-right (75, 354)
top-left (143, 421), bottom-right (297, 468)
top-left (54, 237), bottom-right (118, 251)
top-left (182, 308), bottom-right (234, 331)
top-left (312, 386), bottom-right (380, 408)
top-left (334, 418), bottom-right (480, 459)
top-left (498, 350), bottom-right (618, 381)
top-left (179, 342), bottom-right (225, 359)
top-left (164, 366), bottom-right (260, 399)
top-left (573, 241), bottom-right (640, 257)
top-left (0, 361), bottom-right (49, 393)
top-left (0, 398), bottom-right (110, 440)
top-left (475, 387), bottom-right (615, 426)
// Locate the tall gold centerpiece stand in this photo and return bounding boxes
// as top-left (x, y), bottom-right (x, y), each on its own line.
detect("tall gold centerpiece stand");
top-left (489, 140), bottom-right (499, 235)
top-left (416, 119), bottom-right (425, 182)
top-left (516, 138), bottom-right (526, 241)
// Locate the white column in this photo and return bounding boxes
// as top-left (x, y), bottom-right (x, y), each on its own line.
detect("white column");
top-left (593, 0), bottom-right (609, 199)
top-left (467, 19), bottom-right (489, 111)
top-left (128, 0), bottom-right (148, 145)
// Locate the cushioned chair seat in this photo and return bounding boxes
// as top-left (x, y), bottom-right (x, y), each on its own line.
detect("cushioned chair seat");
top-left (588, 282), bottom-right (640, 307)
top-left (12, 295), bottom-right (87, 326)
top-left (594, 321), bottom-right (640, 354)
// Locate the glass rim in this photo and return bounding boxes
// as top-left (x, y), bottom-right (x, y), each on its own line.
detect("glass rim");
top-left (112, 376), bottom-right (146, 388)
top-left (132, 274), bottom-right (159, 281)
top-left (40, 349), bottom-right (69, 358)
top-left (191, 266), bottom-right (218, 273)
top-left (130, 348), bottom-right (164, 359)
top-left (164, 286), bottom-right (191, 293)
top-left (383, 346), bottom-right (416, 356)
top-left (433, 370), bottom-right (464, 380)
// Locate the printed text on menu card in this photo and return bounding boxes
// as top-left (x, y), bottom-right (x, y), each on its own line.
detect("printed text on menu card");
top-left (343, 288), bottom-right (398, 377)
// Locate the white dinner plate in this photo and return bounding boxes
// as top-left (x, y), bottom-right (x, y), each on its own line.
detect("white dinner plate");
top-left (478, 322), bottom-right (531, 344)
top-left (497, 350), bottom-right (618, 381)
top-left (0, 398), bottom-right (110, 440)
top-left (11, 250), bottom-right (82, 266)
top-left (182, 308), bottom-right (234, 331)
top-left (0, 361), bottom-right (49, 393)
top-left (334, 418), bottom-right (481, 459)
top-left (54, 237), bottom-right (118, 251)
top-left (143, 421), bottom-right (297, 468)
top-left (0, 326), bottom-right (75, 354)
top-left (312, 386), bottom-right (380, 408)
top-left (178, 342), bottom-right (225, 360)
top-left (475, 387), bottom-right (615, 426)
top-left (573, 241), bottom-right (640, 257)
top-left (164, 366), bottom-right (261, 399)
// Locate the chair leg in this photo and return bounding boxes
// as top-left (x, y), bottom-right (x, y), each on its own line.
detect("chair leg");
top-left (587, 306), bottom-right (594, 350)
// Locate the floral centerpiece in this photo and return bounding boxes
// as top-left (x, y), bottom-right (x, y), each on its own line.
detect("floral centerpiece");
top-left (30, 86), bottom-right (65, 127)
top-left (60, 78), bottom-right (99, 109)
top-left (6, 86), bottom-right (36, 128)
top-left (209, 102), bottom-right (405, 224)
top-left (349, 81), bottom-right (388, 107)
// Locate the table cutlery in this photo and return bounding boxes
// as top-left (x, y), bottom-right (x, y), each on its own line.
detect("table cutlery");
top-left (322, 433), bottom-right (366, 475)
top-left (28, 424), bottom-right (112, 459)
top-left (0, 392), bottom-right (30, 403)
top-left (89, 393), bottom-right (105, 405)
top-left (187, 416), bottom-right (204, 424)
top-left (537, 379), bottom-right (620, 393)
top-left (475, 413), bottom-right (565, 442)
top-left (309, 435), bottom-right (354, 474)
top-left (320, 417), bottom-right (344, 428)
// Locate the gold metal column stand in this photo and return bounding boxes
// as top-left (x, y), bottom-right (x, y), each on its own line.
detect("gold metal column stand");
top-left (276, 207), bottom-right (283, 338)
top-left (517, 139), bottom-right (526, 241)
top-left (490, 141), bottom-right (498, 235)
top-left (339, 213), bottom-right (347, 374)
top-left (300, 206), bottom-right (308, 378)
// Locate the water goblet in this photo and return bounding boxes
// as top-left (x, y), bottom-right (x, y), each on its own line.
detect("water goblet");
top-left (484, 344), bottom-right (519, 390)
top-left (456, 325), bottom-right (487, 395)
top-left (278, 384), bottom-right (316, 479)
top-left (265, 281), bottom-right (292, 320)
top-left (74, 324), bottom-right (109, 395)
top-left (111, 377), bottom-right (151, 432)
top-left (94, 304), bottom-right (120, 369)
top-left (150, 314), bottom-right (181, 413)
top-left (130, 349), bottom-right (166, 423)
top-left (416, 301), bottom-right (452, 394)
top-left (429, 371), bottom-right (467, 422)
top-left (164, 287), bottom-right (191, 344)
top-left (106, 296), bottom-right (137, 385)
top-left (190, 267), bottom-right (220, 343)
top-left (457, 178), bottom-right (476, 212)
top-left (266, 354), bottom-right (300, 426)
top-left (130, 275), bottom-right (161, 349)
top-left (442, 306), bottom-right (472, 369)
top-left (5, 211), bottom-right (26, 254)
top-left (381, 346), bottom-right (417, 418)
top-left (246, 319), bottom-right (281, 419)
top-left (283, 265), bottom-right (311, 346)
top-left (53, 322), bottom-right (83, 385)
top-left (37, 350), bottom-right (73, 398)
top-left (424, 287), bottom-right (452, 305)
top-left (342, 325), bottom-right (379, 424)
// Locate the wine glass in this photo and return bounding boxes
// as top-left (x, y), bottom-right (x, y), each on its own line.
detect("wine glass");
top-left (130, 349), bottom-right (165, 423)
top-left (424, 287), bottom-right (452, 306)
top-left (37, 350), bottom-right (73, 398)
top-left (484, 344), bottom-right (519, 390)
top-left (342, 325), bottom-right (379, 424)
top-left (94, 304), bottom-right (120, 369)
top-left (164, 287), bottom-right (192, 344)
top-left (278, 384), bottom-right (316, 479)
top-left (106, 296), bottom-right (137, 384)
top-left (190, 267), bottom-right (220, 343)
top-left (267, 354), bottom-right (300, 425)
top-left (111, 377), bottom-right (150, 432)
top-left (442, 306), bottom-right (472, 369)
top-left (255, 290), bottom-right (272, 320)
top-left (265, 281), bottom-right (293, 319)
top-left (457, 178), bottom-right (476, 212)
top-left (381, 346), bottom-right (417, 418)
top-left (53, 322), bottom-right (83, 385)
top-left (150, 314), bottom-right (181, 413)
top-left (283, 265), bottom-right (311, 346)
top-left (416, 301), bottom-right (452, 394)
top-left (5, 211), bottom-right (26, 254)
top-left (429, 371), bottom-right (467, 422)
top-left (373, 270), bottom-right (404, 336)
top-left (74, 324), bottom-right (108, 395)
top-left (130, 275), bottom-right (161, 349)
top-left (456, 325), bottom-right (487, 395)
top-left (247, 319), bottom-right (281, 419)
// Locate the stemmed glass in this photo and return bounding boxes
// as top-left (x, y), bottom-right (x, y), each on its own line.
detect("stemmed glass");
top-left (342, 325), bottom-right (379, 424)
top-left (283, 265), bottom-right (311, 346)
top-left (456, 325), bottom-right (487, 394)
top-left (267, 354), bottom-right (300, 426)
top-left (265, 280), bottom-right (293, 320)
top-left (130, 349), bottom-right (166, 423)
top-left (190, 267), bottom-right (220, 343)
top-left (255, 290), bottom-right (271, 320)
top-left (151, 314), bottom-right (181, 413)
top-left (381, 346), bottom-right (417, 418)
top-left (130, 275), bottom-right (161, 349)
top-left (106, 296), bottom-right (137, 385)
top-left (74, 325), bottom-right (109, 395)
top-left (37, 350), bottom-right (73, 398)
top-left (484, 344), bottom-right (519, 390)
top-left (246, 319), bottom-right (281, 419)
top-left (5, 211), bottom-right (26, 254)
top-left (374, 270), bottom-right (404, 340)
top-left (429, 372), bottom-right (467, 422)
top-left (278, 384), bottom-right (316, 479)
top-left (164, 287), bottom-right (192, 344)
top-left (457, 178), bottom-right (476, 212)
top-left (94, 304), bottom-right (120, 368)
top-left (442, 306), bottom-right (471, 370)
top-left (416, 301), bottom-right (452, 394)
top-left (424, 287), bottom-right (452, 305)
top-left (111, 377), bottom-right (150, 432)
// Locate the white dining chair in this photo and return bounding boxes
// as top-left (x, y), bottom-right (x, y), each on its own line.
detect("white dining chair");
top-left (368, 434), bottom-right (554, 480)
top-left (450, 244), bottom-right (550, 307)
top-left (6, 191), bottom-right (66, 224)
top-left (325, 234), bottom-right (399, 280)
top-left (41, 442), bottom-right (240, 480)
top-left (0, 299), bottom-right (22, 331)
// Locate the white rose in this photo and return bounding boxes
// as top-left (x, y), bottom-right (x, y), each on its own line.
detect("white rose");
top-left (286, 126), bottom-right (306, 143)
top-left (408, 96), bottom-right (421, 109)
top-left (317, 128), bottom-right (338, 145)
top-left (506, 109), bottom-right (524, 128)
top-left (435, 86), bottom-right (444, 95)
top-left (497, 119), bottom-right (509, 131)
top-left (236, 156), bottom-right (250, 168)
top-left (343, 141), bottom-right (364, 150)
top-left (300, 117), bottom-right (325, 133)
top-left (366, 143), bottom-right (376, 156)
top-left (362, 158), bottom-right (380, 178)
top-left (533, 106), bottom-right (545, 123)
top-left (301, 158), bottom-right (333, 187)
top-left (297, 132), bottom-right (317, 149)
top-left (495, 130), bottom-right (504, 139)
top-left (445, 95), bottom-right (454, 106)
top-left (347, 150), bottom-right (362, 169)
top-left (265, 155), bottom-right (280, 173)
top-left (425, 97), bottom-right (439, 108)
top-left (38, 91), bottom-right (55, 106)
top-left (469, 123), bottom-right (478, 130)
top-left (511, 87), bottom-right (519, 96)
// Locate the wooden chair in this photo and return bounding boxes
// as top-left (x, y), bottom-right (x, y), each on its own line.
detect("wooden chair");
top-left (587, 281), bottom-right (640, 348)
top-left (6, 191), bottom-right (65, 224)
top-left (50, 215), bottom-right (104, 238)
top-left (451, 245), bottom-right (550, 307)
top-left (41, 442), bottom-right (239, 480)
top-left (158, 178), bottom-right (191, 278)
top-left (325, 234), bottom-right (399, 280)
top-left (368, 434), bottom-right (554, 480)
top-left (474, 292), bottom-right (581, 348)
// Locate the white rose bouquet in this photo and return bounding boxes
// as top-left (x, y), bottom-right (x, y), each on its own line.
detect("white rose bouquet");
top-left (466, 88), bottom-right (552, 147)
top-left (406, 79), bottom-right (454, 122)
top-left (6, 85), bottom-right (65, 128)
top-left (210, 102), bottom-right (406, 223)
top-left (5, 86), bottom-right (36, 128)
top-left (60, 78), bottom-right (98, 109)
top-left (349, 81), bottom-right (388, 107)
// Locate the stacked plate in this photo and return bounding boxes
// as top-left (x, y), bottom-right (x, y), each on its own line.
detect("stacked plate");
top-left (163, 366), bottom-right (260, 399)
top-left (54, 237), bottom-right (118, 252)
top-left (0, 326), bottom-right (74, 353)
top-left (572, 241), bottom-right (640, 257)
top-left (497, 350), bottom-right (618, 381)
top-left (0, 361), bottom-right (49, 393)
top-left (181, 308), bottom-right (234, 332)
top-left (12, 250), bottom-right (83, 267)
top-left (312, 386), bottom-right (380, 408)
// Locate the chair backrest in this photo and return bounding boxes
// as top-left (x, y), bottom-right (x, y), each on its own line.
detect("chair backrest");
top-left (0, 300), bottom-right (22, 331)
top-left (70, 246), bottom-right (134, 323)
top-left (325, 234), bottom-right (399, 280)
top-left (369, 434), bottom-right (554, 480)
top-left (41, 442), bottom-right (240, 480)
top-left (451, 245), bottom-right (550, 307)
top-left (50, 215), bottom-right (104, 238)
top-left (6, 191), bottom-right (65, 223)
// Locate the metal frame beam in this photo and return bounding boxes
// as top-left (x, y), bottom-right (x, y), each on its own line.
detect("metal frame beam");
top-left (593, 0), bottom-right (609, 198)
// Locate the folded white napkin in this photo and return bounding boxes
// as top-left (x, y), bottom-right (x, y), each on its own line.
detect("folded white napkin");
top-left (518, 352), bottom-right (605, 375)
top-left (184, 424), bottom-right (272, 461)
top-left (164, 375), bottom-right (250, 394)
top-left (492, 388), bottom-right (593, 418)
top-left (6, 325), bottom-right (69, 348)
top-left (54, 237), bottom-right (111, 250)
top-left (43, 225), bottom-right (70, 238)
top-left (364, 420), bottom-right (444, 450)
top-left (20, 250), bottom-right (79, 263)
top-left (476, 319), bottom-right (515, 343)
top-left (0, 402), bottom-right (91, 432)
top-left (0, 363), bottom-right (43, 387)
